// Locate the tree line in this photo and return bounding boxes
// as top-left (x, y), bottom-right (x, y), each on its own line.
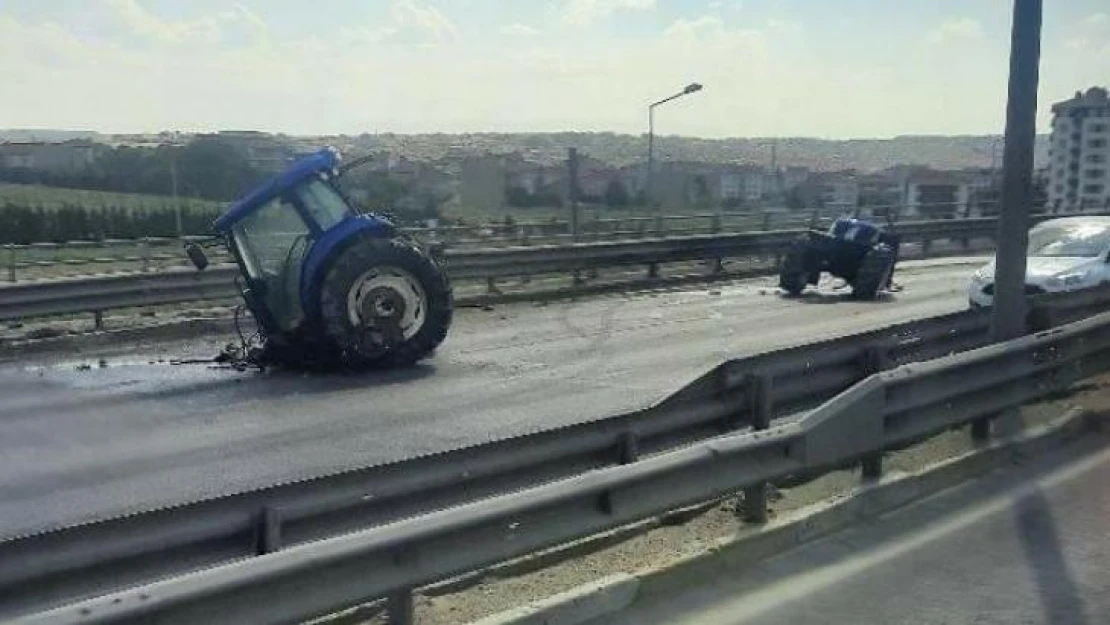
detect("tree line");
top-left (0, 203), bottom-right (223, 244)
top-left (0, 138), bottom-right (264, 202)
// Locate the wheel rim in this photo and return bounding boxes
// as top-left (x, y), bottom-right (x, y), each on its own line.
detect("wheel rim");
top-left (346, 266), bottom-right (427, 344)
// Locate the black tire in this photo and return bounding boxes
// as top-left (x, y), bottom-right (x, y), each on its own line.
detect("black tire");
top-left (779, 245), bottom-right (808, 295)
top-left (318, 234), bottom-right (453, 368)
top-left (851, 244), bottom-right (895, 300)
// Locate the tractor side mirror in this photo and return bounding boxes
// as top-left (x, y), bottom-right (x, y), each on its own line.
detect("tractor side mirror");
top-left (185, 242), bottom-right (210, 271)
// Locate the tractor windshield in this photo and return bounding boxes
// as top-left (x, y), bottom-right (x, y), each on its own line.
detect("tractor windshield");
top-left (295, 176), bottom-right (353, 230)
top-left (231, 195), bottom-right (312, 331)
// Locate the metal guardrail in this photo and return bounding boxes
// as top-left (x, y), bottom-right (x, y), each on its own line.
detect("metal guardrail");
top-left (18, 298), bottom-right (1110, 625)
top-left (0, 202), bottom-right (1013, 282)
top-left (2, 285), bottom-right (1106, 621)
top-left (0, 215), bottom-right (1015, 324)
top-left (0, 211), bottom-right (819, 282)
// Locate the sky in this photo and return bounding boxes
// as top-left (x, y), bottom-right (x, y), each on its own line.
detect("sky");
top-left (0, 0), bottom-right (1107, 138)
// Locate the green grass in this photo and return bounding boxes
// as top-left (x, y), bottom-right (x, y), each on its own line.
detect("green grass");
top-left (0, 183), bottom-right (223, 213)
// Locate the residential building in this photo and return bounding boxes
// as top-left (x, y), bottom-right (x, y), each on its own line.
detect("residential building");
top-left (797, 172), bottom-right (860, 211)
top-left (0, 140), bottom-right (103, 172)
top-left (903, 171), bottom-right (970, 219)
top-left (1047, 87), bottom-right (1110, 212)
top-left (718, 166), bottom-right (768, 205)
top-left (856, 173), bottom-right (904, 217)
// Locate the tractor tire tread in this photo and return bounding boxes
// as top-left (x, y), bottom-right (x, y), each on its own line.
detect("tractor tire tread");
top-left (779, 241), bottom-right (809, 295)
top-left (318, 233), bottom-right (453, 368)
top-left (851, 244), bottom-right (895, 300)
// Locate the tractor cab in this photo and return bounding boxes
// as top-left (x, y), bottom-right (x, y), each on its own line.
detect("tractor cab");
top-left (211, 149), bottom-right (362, 333)
top-left (187, 148), bottom-right (452, 369)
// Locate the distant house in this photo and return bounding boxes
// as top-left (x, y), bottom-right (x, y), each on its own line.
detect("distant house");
top-left (901, 168), bottom-right (992, 219)
top-left (717, 166), bottom-right (769, 204)
top-left (0, 139), bottom-right (104, 172)
top-left (798, 172), bottom-right (861, 212)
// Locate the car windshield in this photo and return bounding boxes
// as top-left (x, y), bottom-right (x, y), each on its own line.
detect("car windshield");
top-left (1028, 224), bottom-right (1110, 258)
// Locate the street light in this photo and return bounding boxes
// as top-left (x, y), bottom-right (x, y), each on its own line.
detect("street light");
top-left (646, 82), bottom-right (704, 209)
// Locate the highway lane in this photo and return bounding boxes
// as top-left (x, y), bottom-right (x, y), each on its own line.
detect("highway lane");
top-left (0, 257), bottom-right (983, 538)
top-left (598, 427), bottom-right (1110, 625)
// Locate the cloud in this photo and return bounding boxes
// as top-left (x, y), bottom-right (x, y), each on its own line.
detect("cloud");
top-left (391, 0), bottom-right (458, 41)
top-left (925, 17), bottom-right (983, 45)
top-left (500, 23), bottom-right (540, 37)
top-left (1086, 13), bottom-right (1108, 27)
top-left (3, 1), bottom-right (1094, 138)
top-left (106, 0), bottom-right (268, 45)
top-left (663, 14), bottom-right (764, 49)
top-left (1065, 10), bottom-right (1110, 57)
top-left (560, 0), bottom-right (656, 28)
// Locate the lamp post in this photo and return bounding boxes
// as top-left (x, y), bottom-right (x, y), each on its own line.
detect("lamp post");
top-left (646, 82), bottom-right (703, 210)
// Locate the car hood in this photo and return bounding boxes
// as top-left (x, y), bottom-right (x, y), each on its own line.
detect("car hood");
top-left (975, 256), bottom-right (1101, 283)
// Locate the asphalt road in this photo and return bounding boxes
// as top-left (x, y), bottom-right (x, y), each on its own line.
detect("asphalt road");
top-left (599, 431), bottom-right (1110, 625)
top-left (0, 258), bottom-right (982, 538)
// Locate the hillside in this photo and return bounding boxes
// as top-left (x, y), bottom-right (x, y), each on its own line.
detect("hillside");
top-left (347, 133), bottom-right (1049, 172)
top-left (2, 130), bottom-right (1048, 173)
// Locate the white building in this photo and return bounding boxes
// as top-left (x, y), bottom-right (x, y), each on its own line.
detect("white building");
top-left (1047, 87), bottom-right (1110, 212)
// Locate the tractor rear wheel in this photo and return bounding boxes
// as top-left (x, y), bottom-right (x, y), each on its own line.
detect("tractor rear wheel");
top-left (779, 244), bottom-right (809, 295)
top-left (318, 234), bottom-right (453, 367)
top-left (851, 244), bottom-right (895, 300)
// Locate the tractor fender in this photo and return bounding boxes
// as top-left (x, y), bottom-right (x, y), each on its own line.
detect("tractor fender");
top-left (300, 214), bottom-right (395, 320)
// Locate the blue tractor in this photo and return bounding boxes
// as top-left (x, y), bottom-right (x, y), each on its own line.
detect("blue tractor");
top-left (778, 217), bottom-right (900, 299)
top-left (185, 148), bottom-right (452, 369)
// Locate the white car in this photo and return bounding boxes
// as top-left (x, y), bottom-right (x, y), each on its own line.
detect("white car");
top-left (968, 216), bottom-right (1110, 307)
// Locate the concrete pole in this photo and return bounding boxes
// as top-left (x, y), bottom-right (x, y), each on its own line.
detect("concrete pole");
top-left (646, 107), bottom-right (655, 211)
top-left (992, 0), bottom-right (1042, 344)
top-left (171, 156), bottom-right (182, 238)
top-left (975, 0), bottom-right (1042, 442)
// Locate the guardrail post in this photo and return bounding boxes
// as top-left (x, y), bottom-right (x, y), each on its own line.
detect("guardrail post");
top-left (386, 589), bottom-right (415, 625)
top-left (762, 211), bottom-right (773, 231)
top-left (5, 244), bottom-right (15, 282)
top-left (257, 506), bottom-right (282, 555)
top-left (860, 345), bottom-right (889, 481)
top-left (139, 237), bottom-right (151, 272)
top-left (647, 262), bottom-right (659, 279)
top-left (616, 431), bottom-right (639, 465)
top-left (93, 310), bottom-right (104, 330)
top-left (971, 418), bottom-right (991, 443)
top-left (711, 213), bottom-right (722, 234)
top-left (743, 374), bottom-right (773, 523)
top-left (654, 215), bottom-right (664, 237)
top-left (486, 277), bottom-right (501, 295)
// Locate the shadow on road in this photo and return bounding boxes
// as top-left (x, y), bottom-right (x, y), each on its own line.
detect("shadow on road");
top-left (779, 290), bottom-right (897, 305)
top-left (1013, 489), bottom-right (1090, 625)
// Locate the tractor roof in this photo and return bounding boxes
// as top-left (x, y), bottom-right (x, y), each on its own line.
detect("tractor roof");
top-left (214, 148), bottom-right (340, 232)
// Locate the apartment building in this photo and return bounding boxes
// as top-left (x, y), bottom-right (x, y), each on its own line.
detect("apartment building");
top-left (1047, 87), bottom-right (1110, 211)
